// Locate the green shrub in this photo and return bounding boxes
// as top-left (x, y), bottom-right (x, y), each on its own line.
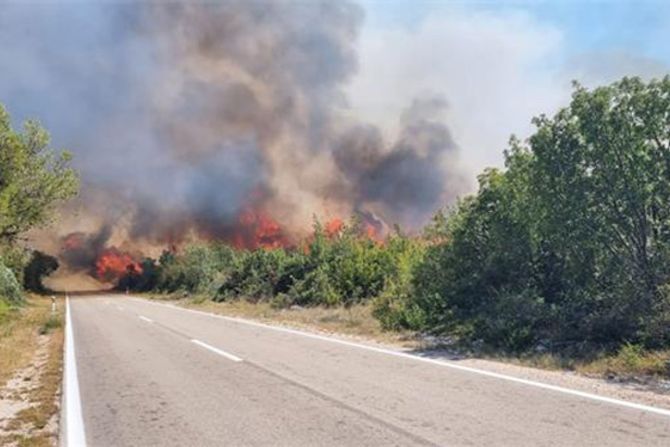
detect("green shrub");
top-left (123, 244), bottom-right (238, 295)
top-left (270, 293), bottom-right (293, 309)
top-left (372, 281), bottom-right (425, 331)
top-left (0, 299), bottom-right (12, 324)
top-left (615, 343), bottom-right (646, 370)
top-left (288, 266), bottom-right (339, 306)
top-left (372, 235), bottom-right (426, 330)
top-left (217, 249), bottom-right (300, 301)
top-left (298, 222), bottom-right (411, 307)
top-left (0, 244), bottom-right (29, 287)
top-left (473, 289), bottom-right (549, 351)
top-left (39, 314), bottom-right (62, 335)
top-left (325, 237), bottom-right (387, 305)
top-left (0, 261), bottom-right (23, 304)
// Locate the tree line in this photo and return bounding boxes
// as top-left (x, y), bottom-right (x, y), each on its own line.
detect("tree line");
top-left (3, 76), bottom-right (670, 355)
top-left (124, 77), bottom-right (670, 354)
top-left (0, 104), bottom-right (78, 304)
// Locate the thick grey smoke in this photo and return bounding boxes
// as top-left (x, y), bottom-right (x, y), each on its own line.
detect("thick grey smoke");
top-left (60, 225), bottom-right (112, 273)
top-left (334, 97), bottom-right (459, 228)
top-left (0, 0), bottom-right (464, 255)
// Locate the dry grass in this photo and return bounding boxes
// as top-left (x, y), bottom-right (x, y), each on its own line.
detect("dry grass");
top-left (475, 344), bottom-right (670, 382)
top-left (483, 352), bottom-right (576, 371)
top-left (577, 344), bottom-right (670, 378)
top-left (1, 295), bottom-right (64, 447)
top-left (0, 298), bottom-right (53, 386)
top-left (6, 326), bottom-right (63, 446)
top-left (147, 293), bottom-right (418, 347)
top-left (145, 293), bottom-right (670, 384)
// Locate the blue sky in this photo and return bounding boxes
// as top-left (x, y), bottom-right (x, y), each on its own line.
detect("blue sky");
top-left (350, 0), bottom-right (669, 174)
top-left (361, 0), bottom-right (669, 64)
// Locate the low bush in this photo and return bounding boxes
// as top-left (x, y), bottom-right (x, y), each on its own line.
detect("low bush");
top-left (0, 260), bottom-right (23, 304)
top-left (39, 314), bottom-right (62, 335)
top-left (0, 244), bottom-right (29, 288)
top-left (0, 299), bottom-right (12, 324)
top-left (217, 249), bottom-right (300, 301)
top-left (288, 265), bottom-right (339, 306)
top-left (372, 235), bottom-right (427, 330)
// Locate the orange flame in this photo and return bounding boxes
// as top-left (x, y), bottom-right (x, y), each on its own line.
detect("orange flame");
top-left (231, 206), bottom-right (289, 249)
top-left (363, 222), bottom-right (380, 240)
top-left (325, 218), bottom-right (344, 237)
top-left (95, 248), bottom-right (142, 282)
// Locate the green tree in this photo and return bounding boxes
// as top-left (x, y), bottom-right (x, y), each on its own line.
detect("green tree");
top-left (413, 76), bottom-right (670, 351)
top-left (0, 104), bottom-right (79, 243)
top-left (527, 76), bottom-right (670, 345)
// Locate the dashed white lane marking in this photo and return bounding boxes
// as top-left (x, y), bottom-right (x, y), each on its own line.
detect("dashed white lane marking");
top-left (138, 315), bottom-right (154, 323)
top-left (191, 339), bottom-right (243, 362)
top-left (117, 305), bottom-right (124, 311)
top-left (133, 297), bottom-right (670, 418)
top-left (65, 295), bottom-right (87, 446)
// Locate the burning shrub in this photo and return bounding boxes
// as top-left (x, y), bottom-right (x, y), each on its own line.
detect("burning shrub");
top-left (118, 258), bottom-right (160, 292)
top-left (96, 248), bottom-right (141, 283)
top-left (122, 217), bottom-right (421, 311)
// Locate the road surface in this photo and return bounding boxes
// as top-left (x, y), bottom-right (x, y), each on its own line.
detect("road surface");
top-left (64, 295), bottom-right (670, 446)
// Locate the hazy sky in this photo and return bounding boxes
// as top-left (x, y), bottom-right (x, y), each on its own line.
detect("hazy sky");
top-left (2, 0), bottom-right (668, 195)
top-left (352, 0), bottom-right (669, 177)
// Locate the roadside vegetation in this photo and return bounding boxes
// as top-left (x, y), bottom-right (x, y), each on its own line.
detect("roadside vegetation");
top-left (0, 102), bottom-right (78, 303)
top-left (161, 298), bottom-right (415, 346)
top-left (0, 103), bottom-right (77, 446)
top-left (123, 77), bottom-right (670, 381)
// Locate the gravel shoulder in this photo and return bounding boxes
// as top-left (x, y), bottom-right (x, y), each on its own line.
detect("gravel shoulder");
top-left (0, 296), bottom-right (64, 447)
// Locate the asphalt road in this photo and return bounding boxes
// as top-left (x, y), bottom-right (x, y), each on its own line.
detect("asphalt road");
top-left (65, 295), bottom-right (670, 446)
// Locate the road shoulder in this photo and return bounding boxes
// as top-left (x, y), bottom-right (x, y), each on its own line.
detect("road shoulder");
top-left (0, 296), bottom-right (64, 447)
top-left (139, 294), bottom-right (670, 413)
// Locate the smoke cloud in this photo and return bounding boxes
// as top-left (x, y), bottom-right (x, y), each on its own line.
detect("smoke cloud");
top-left (0, 1), bottom-right (465, 270)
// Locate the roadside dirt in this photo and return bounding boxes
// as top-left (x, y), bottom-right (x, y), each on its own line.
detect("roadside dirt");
top-left (0, 304), bottom-right (63, 447)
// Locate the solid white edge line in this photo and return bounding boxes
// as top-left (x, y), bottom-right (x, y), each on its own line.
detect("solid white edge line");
top-left (191, 339), bottom-right (243, 362)
top-left (133, 297), bottom-right (670, 418)
top-left (65, 295), bottom-right (87, 446)
top-left (138, 315), bottom-right (154, 323)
